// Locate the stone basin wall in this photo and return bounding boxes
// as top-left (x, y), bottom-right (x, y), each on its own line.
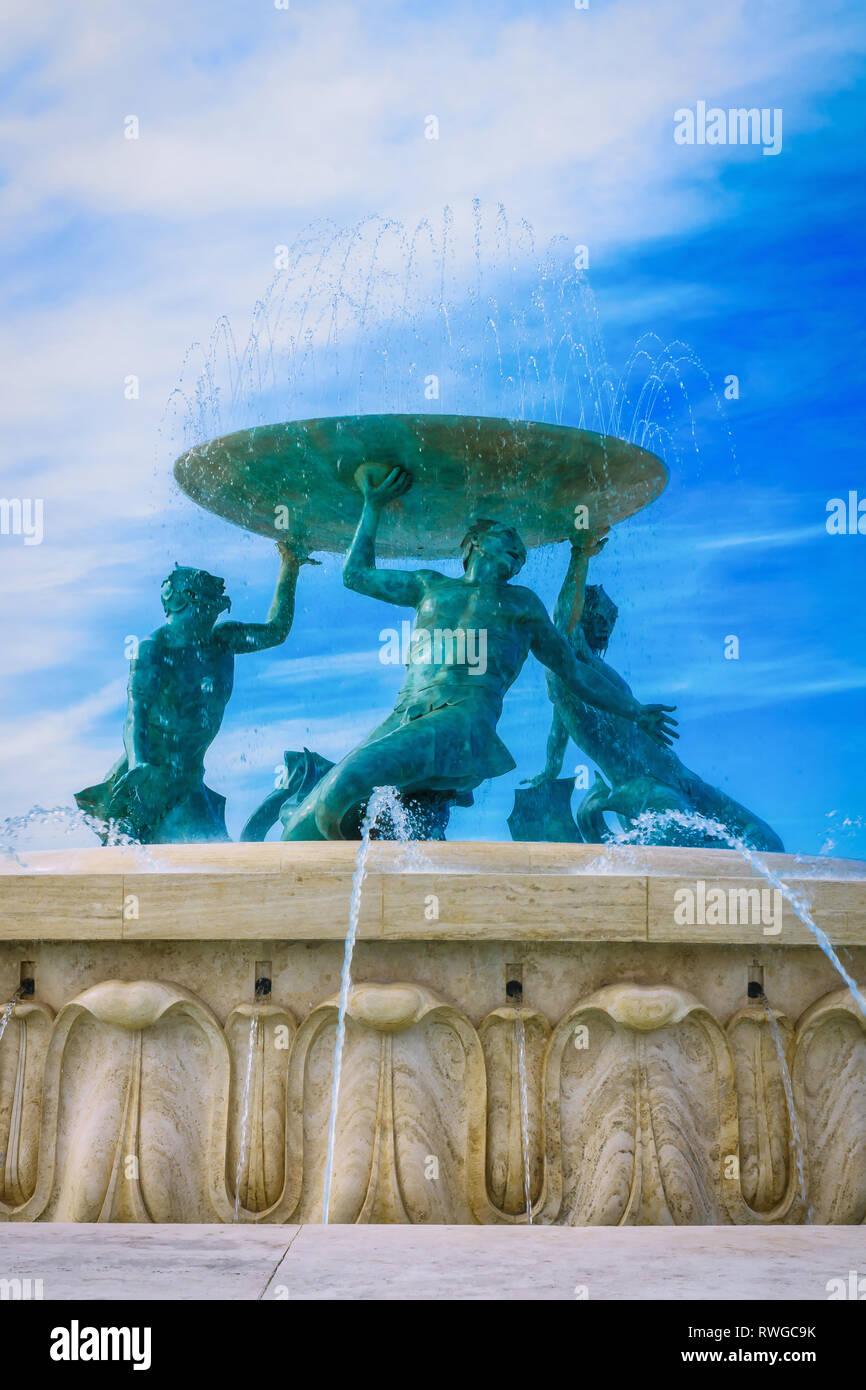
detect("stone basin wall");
top-left (0, 843), bottom-right (864, 1225)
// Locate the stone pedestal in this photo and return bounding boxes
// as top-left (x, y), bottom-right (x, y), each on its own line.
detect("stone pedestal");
top-left (0, 843), bottom-right (863, 1225)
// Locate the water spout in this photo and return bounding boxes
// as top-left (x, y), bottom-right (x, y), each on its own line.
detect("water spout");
top-left (514, 1012), bottom-right (533, 1225)
top-left (0, 986), bottom-right (23, 1047)
top-left (233, 1014), bottom-right (259, 1222)
top-left (321, 786), bottom-right (412, 1225)
top-left (754, 986), bottom-right (812, 1222)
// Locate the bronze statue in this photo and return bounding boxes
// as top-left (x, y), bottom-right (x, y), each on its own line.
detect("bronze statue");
top-left (281, 467), bottom-right (678, 840)
top-left (76, 543), bottom-right (313, 842)
top-left (523, 529), bottom-right (784, 850)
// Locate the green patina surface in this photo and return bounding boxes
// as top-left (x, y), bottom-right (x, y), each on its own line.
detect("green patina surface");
top-left (75, 414), bottom-right (779, 848)
top-left (173, 413), bottom-right (667, 559)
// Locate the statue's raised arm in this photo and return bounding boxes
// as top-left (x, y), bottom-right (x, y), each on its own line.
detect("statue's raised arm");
top-left (343, 465), bottom-right (439, 608)
top-left (215, 542), bottom-right (317, 655)
top-left (553, 528), bottom-right (609, 636)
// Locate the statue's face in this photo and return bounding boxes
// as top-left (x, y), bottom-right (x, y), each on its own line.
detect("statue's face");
top-left (465, 524), bottom-right (526, 579)
top-left (581, 607), bottom-right (616, 653)
top-left (161, 568), bottom-right (230, 622)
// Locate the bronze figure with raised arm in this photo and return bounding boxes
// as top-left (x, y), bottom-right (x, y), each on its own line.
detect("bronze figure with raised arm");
top-left (523, 527), bottom-right (784, 850)
top-left (76, 541), bottom-right (315, 843)
top-left (280, 466), bottom-right (678, 841)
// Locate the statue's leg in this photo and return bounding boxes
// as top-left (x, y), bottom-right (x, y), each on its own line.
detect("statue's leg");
top-left (282, 720), bottom-right (443, 841)
top-left (316, 727), bottom-right (436, 839)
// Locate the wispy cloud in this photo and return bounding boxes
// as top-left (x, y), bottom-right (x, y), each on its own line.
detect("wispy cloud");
top-left (4, 0), bottom-right (858, 237)
top-left (696, 524), bottom-right (826, 551)
top-left (259, 648), bottom-right (385, 686)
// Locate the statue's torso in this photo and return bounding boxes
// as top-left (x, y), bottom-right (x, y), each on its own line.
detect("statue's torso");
top-left (128, 628), bottom-right (235, 770)
top-left (396, 575), bottom-right (534, 707)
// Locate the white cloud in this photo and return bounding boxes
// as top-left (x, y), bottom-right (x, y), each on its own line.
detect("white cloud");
top-left (1, 0), bottom-right (860, 237)
top-left (0, 679), bottom-right (125, 813)
top-left (259, 648), bottom-right (386, 685)
top-left (696, 524), bottom-right (826, 551)
top-left (208, 706), bottom-right (392, 781)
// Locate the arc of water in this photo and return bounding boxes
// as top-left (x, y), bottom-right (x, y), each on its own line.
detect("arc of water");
top-left (321, 786), bottom-right (412, 1225)
top-left (161, 209), bottom-right (725, 490)
top-left (0, 805), bottom-right (142, 866)
top-left (757, 993), bottom-right (812, 1222)
top-left (613, 810), bottom-right (866, 1019)
top-left (514, 1014), bottom-right (533, 1224)
top-left (233, 1014), bottom-right (259, 1222)
top-left (0, 986), bottom-right (22, 1046)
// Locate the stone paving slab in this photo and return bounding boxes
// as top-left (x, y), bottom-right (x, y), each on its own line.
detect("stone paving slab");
top-left (0, 1224), bottom-right (298, 1300)
top-left (265, 1225), bottom-right (866, 1301)
top-left (0, 1224), bottom-right (864, 1300)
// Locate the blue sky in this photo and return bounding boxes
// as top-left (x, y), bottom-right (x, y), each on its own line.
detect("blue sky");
top-left (0, 0), bottom-right (864, 856)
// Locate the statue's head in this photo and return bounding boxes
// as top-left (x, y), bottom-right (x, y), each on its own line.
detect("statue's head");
top-left (161, 565), bottom-right (231, 620)
top-left (460, 518), bottom-right (527, 580)
top-left (580, 584), bottom-right (618, 653)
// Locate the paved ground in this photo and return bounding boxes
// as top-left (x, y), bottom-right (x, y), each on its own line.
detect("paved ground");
top-left (0, 1224), bottom-right (864, 1300)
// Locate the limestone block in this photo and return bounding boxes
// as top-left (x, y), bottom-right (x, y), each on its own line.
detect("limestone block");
top-left (0, 1001), bottom-right (54, 1210)
top-left (541, 983), bottom-right (740, 1226)
top-left (793, 989), bottom-right (866, 1224)
top-left (282, 983), bottom-right (488, 1224)
top-left (727, 1005), bottom-right (805, 1222)
top-left (479, 1006), bottom-right (549, 1218)
top-left (227, 1002), bottom-right (295, 1218)
top-left (11, 981), bottom-right (231, 1224)
top-left (0, 844), bottom-right (864, 1227)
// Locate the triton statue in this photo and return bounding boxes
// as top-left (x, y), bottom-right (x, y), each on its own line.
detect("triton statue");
top-left (521, 529), bottom-right (784, 850)
top-left (280, 466), bottom-right (678, 841)
top-left (76, 543), bottom-right (313, 843)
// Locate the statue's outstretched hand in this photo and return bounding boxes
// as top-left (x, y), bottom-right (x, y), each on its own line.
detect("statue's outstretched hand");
top-left (637, 704), bottom-right (679, 748)
top-left (356, 463), bottom-right (413, 509)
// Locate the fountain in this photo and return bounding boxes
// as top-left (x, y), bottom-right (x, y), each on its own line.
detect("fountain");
top-left (172, 414), bottom-right (681, 844)
top-left (0, 216), bottom-right (863, 1230)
